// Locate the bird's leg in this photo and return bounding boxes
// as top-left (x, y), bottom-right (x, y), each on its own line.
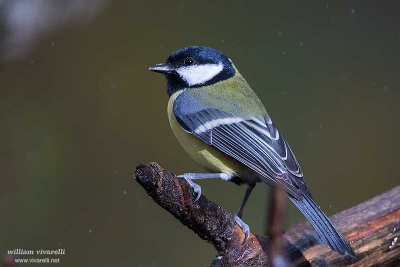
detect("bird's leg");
top-left (234, 183), bottom-right (255, 240)
top-left (236, 183), bottom-right (255, 218)
top-left (177, 172), bottom-right (235, 201)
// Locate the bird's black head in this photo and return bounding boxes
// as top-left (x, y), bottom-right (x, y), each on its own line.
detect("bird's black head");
top-left (149, 46), bottom-right (235, 96)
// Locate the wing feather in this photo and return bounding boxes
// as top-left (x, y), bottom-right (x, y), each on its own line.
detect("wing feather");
top-left (174, 91), bottom-right (306, 198)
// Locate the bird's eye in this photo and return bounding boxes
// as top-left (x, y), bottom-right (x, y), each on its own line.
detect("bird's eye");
top-left (184, 57), bottom-right (195, 66)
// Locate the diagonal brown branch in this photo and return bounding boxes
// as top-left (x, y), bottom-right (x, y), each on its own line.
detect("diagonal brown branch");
top-left (135, 162), bottom-right (400, 267)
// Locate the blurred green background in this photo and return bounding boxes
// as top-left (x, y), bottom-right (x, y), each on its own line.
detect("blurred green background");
top-left (0, 1), bottom-right (399, 266)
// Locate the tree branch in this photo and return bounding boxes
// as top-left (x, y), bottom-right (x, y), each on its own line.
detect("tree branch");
top-left (135, 162), bottom-right (400, 266)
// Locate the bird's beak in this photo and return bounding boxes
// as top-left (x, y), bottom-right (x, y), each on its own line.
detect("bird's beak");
top-left (149, 63), bottom-right (173, 74)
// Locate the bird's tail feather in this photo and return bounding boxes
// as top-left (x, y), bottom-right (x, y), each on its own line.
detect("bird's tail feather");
top-left (290, 195), bottom-right (356, 256)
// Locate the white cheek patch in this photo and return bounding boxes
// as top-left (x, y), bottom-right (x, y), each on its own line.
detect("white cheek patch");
top-left (176, 63), bottom-right (224, 86)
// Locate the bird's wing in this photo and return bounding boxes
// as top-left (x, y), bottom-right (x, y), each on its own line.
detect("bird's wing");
top-left (173, 90), bottom-right (306, 199)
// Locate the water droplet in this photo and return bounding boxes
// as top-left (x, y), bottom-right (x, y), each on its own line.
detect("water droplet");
top-left (383, 85), bottom-right (389, 92)
top-left (110, 82), bottom-right (117, 90)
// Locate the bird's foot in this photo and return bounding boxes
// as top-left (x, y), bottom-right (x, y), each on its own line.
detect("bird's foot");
top-left (177, 174), bottom-right (202, 201)
top-left (234, 215), bottom-right (250, 240)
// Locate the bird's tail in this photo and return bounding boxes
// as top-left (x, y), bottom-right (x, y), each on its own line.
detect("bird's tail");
top-left (290, 194), bottom-right (356, 256)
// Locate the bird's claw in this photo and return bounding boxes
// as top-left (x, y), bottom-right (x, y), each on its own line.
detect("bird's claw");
top-left (177, 175), bottom-right (201, 202)
top-left (234, 215), bottom-right (250, 240)
top-left (190, 182), bottom-right (201, 202)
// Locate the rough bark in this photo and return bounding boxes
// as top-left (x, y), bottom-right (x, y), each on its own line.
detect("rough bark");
top-left (135, 162), bottom-right (400, 267)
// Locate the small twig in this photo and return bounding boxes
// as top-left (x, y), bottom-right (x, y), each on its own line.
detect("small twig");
top-left (266, 185), bottom-right (293, 267)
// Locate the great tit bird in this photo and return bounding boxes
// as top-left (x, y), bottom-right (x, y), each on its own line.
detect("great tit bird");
top-left (149, 46), bottom-right (355, 256)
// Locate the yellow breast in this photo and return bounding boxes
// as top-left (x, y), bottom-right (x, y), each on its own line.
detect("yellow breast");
top-left (167, 90), bottom-right (245, 175)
